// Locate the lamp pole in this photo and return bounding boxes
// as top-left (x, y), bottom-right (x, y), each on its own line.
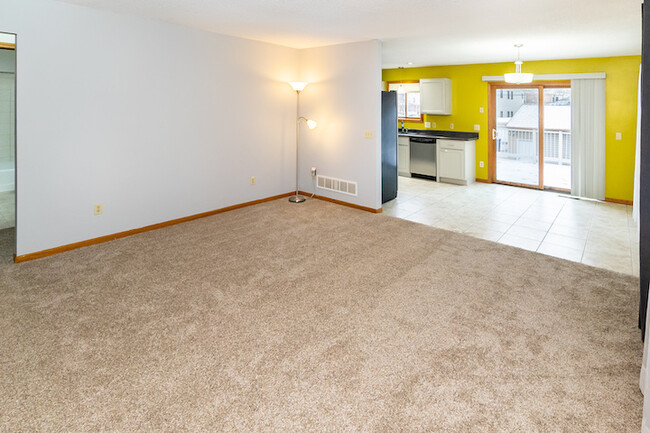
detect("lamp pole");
top-left (290, 88), bottom-right (306, 203)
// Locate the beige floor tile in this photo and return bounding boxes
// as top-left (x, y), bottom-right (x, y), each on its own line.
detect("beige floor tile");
top-left (542, 233), bottom-right (587, 250)
top-left (392, 200), bottom-right (427, 213)
top-left (505, 225), bottom-right (547, 242)
top-left (537, 241), bottom-right (583, 262)
top-left (552, 216), bottom-right (592, 230)
top-left (493, 203), bottom-right (530, 216)
top-left (383, 206), bottom-right (418, 219)
top-left (431, 217), bottom-right (473, 233)
top-left (582, 250), bottom-right (633, 275)
top-left (497, 233), bottom-right (541, 252)
top-left (548, 223), bottom-right (589, 240)
top-left (463, 227), bottom-right (505, 242)
top-left (468, 219), bottom-right (512, 233)
top-left (584, 235), bottom-right (630, 254)
top-left (513, 217), bottom-right (552, 232)
top-left (520, 209), bottom-right (559, 223)
top-left (487, 212), bottom-right (521, 225)
top-left (389, 176), bottom-right (635, 275)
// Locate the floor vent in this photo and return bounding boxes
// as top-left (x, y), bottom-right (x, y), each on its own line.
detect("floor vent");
top-left (317, 175), bottom-right (358, 196)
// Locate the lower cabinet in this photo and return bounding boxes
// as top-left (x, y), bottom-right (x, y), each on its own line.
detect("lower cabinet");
top-left (398, 136), bottom-right (410, 177)
top-left (437, 139), bottom-right (475, 185)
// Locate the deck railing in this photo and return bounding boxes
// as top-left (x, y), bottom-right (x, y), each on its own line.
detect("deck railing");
top-left (496, 128), bottom-right (571, 165)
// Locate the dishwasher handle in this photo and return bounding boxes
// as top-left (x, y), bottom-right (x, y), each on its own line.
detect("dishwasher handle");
top-left (410, 137), bottom-right (436, 144)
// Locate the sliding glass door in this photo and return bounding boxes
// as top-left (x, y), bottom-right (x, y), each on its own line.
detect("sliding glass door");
top-left (494, 88), bottom-right (540, 187)
top-left (542, 88), bottom-right (572, 190)
top-left (489, 82), bottom-right (571, 191)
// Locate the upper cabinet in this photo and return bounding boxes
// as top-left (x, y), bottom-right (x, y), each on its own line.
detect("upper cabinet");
top-left (420, 78), bottom-right (452, 115)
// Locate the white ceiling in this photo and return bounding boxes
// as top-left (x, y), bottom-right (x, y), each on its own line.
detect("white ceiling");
top-left (58, 0), bottom-right (642, 68)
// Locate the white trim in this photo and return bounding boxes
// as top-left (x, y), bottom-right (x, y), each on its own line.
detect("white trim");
top-left (482, 73), bottom-right (606, 82)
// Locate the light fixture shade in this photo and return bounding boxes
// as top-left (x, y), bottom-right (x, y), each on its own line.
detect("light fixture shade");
top-left (289, 81), bottom-right (308, 91)
top-left (306, 119), bottom-right (317, 129)
top-left (504, 72), bottom-right (534, 84)
top-left (504, 44), bottom-right (534, 84)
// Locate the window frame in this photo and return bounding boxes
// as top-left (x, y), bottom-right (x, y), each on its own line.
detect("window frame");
top-left (386, 80), bottom-right (423, 123)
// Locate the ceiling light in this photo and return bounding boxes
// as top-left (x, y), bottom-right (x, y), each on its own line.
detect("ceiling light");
top-left (504, 44), bottom-right (534, 84)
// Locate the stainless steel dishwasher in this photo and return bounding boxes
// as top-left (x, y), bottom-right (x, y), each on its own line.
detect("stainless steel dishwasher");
top-left (409, 136), bottom-right (437, 179)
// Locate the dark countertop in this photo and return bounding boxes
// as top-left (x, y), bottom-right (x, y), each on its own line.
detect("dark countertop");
top-left (398, 129), bottom-right (479, 141)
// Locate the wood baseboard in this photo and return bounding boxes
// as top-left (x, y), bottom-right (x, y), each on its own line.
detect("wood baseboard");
top-left (475, 178), bottom-right (490, 184)
top-left (605, 197), bottom-right (633, 206)
top-left (298, 191), bottom-right (382, 214)
top-left (14, 192), bottom-right (295, 263)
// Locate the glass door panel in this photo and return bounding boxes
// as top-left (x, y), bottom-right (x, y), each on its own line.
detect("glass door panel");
top-left (543, 88), bottom-right (571, 190)
top-left (495, 88), bottom-right (539, 186)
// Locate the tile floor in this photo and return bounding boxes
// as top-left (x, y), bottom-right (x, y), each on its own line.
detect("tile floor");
top-left (0, 190), bottom-right (15, 230)
top-left (383, 176), bottom-right (639, 276)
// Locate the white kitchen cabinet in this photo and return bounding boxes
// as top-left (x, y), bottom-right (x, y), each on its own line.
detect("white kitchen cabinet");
top-left (437, 139), bottom-right (475, 185)
top-left (398, 136), bottom-right (410, 177)
top-left (420, 78), bottom-right (452, 115)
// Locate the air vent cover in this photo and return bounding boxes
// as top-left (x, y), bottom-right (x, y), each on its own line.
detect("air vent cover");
top-left (316, 175), bottom-right (358, 197)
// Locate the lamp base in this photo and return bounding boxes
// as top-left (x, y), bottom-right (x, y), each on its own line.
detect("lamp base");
top-left (289, 194), bottom-right (306, 203)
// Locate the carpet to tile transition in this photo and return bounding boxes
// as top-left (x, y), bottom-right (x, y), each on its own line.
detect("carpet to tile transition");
top-left (0, 198), bottom-right (643, 432)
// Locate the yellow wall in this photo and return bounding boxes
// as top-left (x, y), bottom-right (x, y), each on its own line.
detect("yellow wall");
top-left (383, 56), bottom-right (640, 202)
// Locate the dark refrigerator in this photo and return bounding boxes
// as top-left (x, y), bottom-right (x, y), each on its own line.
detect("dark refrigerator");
top-left (381, 91), bottom-right (398, 203)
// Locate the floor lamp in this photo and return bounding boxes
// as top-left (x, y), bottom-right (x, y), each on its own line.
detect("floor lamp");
top-left (288, 81), bottom-right (317, 203)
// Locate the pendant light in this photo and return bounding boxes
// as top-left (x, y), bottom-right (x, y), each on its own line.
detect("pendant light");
top-left (504, 44), bottom-right (534, 84)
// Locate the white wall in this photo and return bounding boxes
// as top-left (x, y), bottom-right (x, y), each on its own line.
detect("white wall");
top-left (298, 40), bottom-right (382, 210)
top-left (0, 0), bottom-right (299, 255)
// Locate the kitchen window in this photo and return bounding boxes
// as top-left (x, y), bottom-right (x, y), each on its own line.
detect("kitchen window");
top-left (387, 81), bottom-right (422, 122)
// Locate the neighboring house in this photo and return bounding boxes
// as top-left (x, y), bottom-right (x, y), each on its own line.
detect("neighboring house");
top-left (498, 104), bottom-right (572, 165)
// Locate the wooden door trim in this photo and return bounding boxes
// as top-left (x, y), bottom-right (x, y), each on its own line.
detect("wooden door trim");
top-left (487, 81), bottom-right (571, 188)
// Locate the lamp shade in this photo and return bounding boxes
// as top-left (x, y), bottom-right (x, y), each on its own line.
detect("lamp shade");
top-left (503, 45), bottom-right (534, 84)
top-left (504, 72), bottom-right (534, 84)
top-left (306, 119), bottom-right (317, 129)
top-left (289, 81), bottom-right (308, 92)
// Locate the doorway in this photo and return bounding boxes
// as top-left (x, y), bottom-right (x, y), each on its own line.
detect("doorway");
top-left (0, 32), bottom-right (16, 257)
top-left (488, 82), bottom-right (571, 191)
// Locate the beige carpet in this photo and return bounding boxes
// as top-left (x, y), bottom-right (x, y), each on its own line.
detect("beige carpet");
top-left (0, 198), bottom-right (643, 432)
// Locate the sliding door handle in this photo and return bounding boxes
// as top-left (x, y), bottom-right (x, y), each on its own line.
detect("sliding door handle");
top-left (492, 129), bottom-right (497, 140)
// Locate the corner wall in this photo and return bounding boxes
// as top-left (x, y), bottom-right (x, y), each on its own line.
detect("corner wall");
top-left (1, 0), bottom-right (300, 255)
top-left (298, 40), bottom-right (382, 210)
top-left (383, 56), bottom-right (640, 202)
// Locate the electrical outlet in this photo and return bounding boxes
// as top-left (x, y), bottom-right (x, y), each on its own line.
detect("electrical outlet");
top-left (424, 122), bottom-right (431, 128)
top-left (431, 122), bottom-right (436, 128)
top-left (311, 167), bottom-right (317, 177)
top-left (250, 176), bottom-right (255, 185)
top-left (474, 124), bottom-right (480, 131)
top-left (94, 203), bottom-right (103, 216)
top-left (449, 123), bottom-right (454, 129)
top-left (480, 161), bottom-right (484, 168)
top-left (479, 107), bottom-right (484, 113)
top-left (363, 130), bottom-right (374, 139)
top-left (616, 132), bottom-right (622, 140)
